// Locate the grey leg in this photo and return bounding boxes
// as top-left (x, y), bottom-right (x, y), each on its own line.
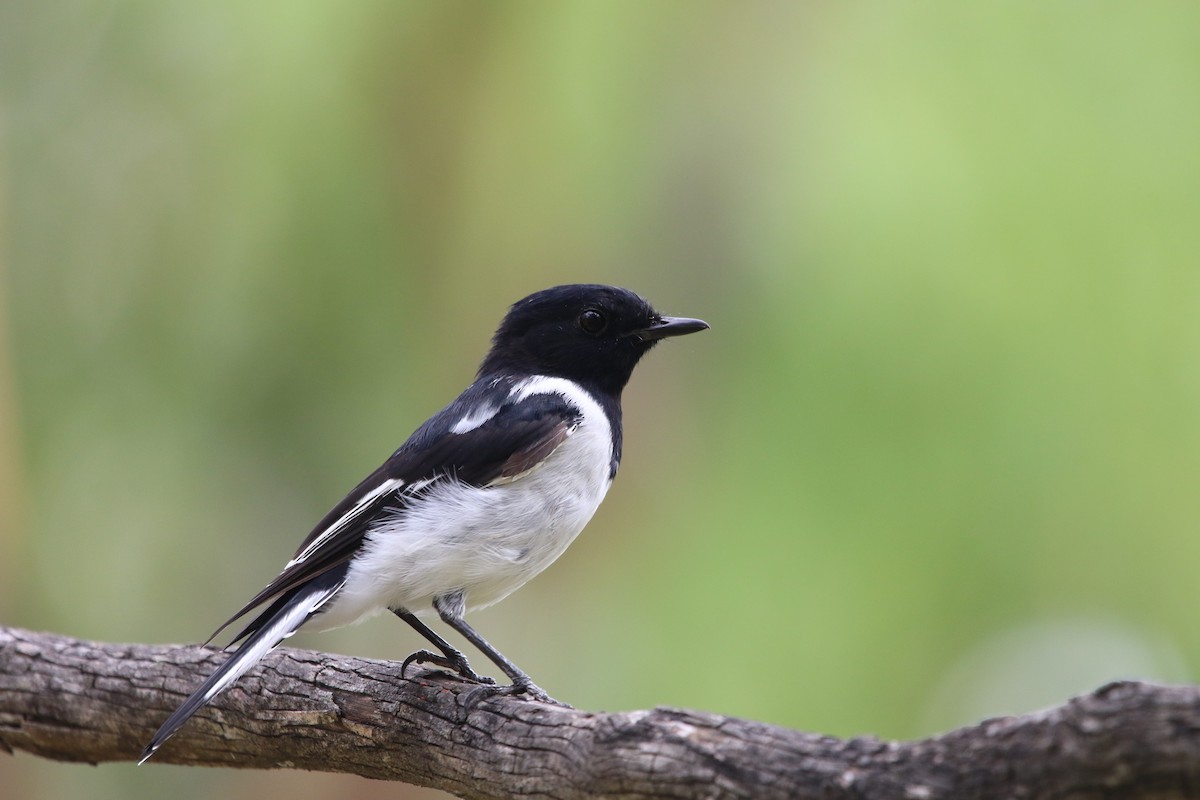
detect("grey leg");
top-left (432, 592), bottom-right (566, 706)
top-left (391, 607), bottom-right (494, 684)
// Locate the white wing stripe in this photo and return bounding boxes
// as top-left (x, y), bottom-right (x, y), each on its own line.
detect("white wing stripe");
top-left (286, 477), bottom-right (404, 567)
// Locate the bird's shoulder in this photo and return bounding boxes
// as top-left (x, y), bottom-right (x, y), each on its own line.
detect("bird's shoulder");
top-left (388, 373), bottom-right (598, 481)
top-left (291, 374), bottom-right (602, 564)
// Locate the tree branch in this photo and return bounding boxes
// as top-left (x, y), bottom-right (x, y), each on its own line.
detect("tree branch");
top-left (3, 625), bottom-right (1200, 799)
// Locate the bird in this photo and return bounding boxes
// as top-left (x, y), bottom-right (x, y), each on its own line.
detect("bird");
top-left (139, 283), bottom-right (708, 763)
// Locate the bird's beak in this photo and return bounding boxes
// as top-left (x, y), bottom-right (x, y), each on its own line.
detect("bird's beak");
top-left (632, 315), bottom-right (710, 342)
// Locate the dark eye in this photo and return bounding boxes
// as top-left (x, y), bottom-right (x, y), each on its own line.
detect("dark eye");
top-left (578, 308), bottom-right (608, 335)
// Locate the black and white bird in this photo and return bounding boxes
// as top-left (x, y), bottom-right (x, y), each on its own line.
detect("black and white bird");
top-left (140, 283), bottom-right (708, 763)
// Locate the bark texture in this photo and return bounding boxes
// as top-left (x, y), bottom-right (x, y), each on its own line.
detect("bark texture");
top-left (3, 625), bottom-right (1200, 799)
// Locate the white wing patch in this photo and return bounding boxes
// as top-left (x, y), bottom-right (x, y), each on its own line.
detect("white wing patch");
top-left (450, 402), bottom-right (501, 435)
top-left (286, 477), bottom-right (405, 568)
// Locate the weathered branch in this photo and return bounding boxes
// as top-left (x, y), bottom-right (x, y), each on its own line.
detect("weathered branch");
top-left (2, 625), bottom-right (1200, 799)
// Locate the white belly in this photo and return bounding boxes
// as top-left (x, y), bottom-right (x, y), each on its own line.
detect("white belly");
top-left (315, 378), bottom-right (613, 630)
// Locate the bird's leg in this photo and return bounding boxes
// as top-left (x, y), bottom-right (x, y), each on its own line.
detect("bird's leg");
top-left (391, 608), bottom-right (494, 684)
top-left (432, 593), bottom-right (570, 708)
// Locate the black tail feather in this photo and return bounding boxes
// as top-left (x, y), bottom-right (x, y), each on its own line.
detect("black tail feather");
top-left (139, 567), bottom-right (347, 764)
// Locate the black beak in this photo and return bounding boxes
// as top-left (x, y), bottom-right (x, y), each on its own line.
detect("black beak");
top-left (633, 315), bottom-right (710, 342)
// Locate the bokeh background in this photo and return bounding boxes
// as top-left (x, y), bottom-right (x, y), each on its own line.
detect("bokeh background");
top-left (3, 3), bottom-right (1200, 798)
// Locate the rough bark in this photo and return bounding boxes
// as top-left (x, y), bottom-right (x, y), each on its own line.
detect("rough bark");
top-left (2, 625), bottom-right (1200, 799)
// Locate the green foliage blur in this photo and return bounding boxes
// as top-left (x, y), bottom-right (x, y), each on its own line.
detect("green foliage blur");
top-left (3, 3), bottom-right (1200, 799)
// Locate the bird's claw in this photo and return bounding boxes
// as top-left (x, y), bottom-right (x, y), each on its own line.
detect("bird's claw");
top-left (401, 649), bottom-right (495, 684)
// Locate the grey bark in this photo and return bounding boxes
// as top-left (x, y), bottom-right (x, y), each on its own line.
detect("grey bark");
top-left (2, 625), bottom-right (1200, 799)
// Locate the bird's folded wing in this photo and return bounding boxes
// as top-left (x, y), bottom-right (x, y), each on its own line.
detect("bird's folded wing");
top-left (209, 386), bottom-right (582, 645)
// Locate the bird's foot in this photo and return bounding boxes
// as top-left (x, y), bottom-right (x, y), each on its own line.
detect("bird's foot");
top-left (401, 649), bottom-right (495, 685)
top-left (463, 675), bottom-right (572, 709)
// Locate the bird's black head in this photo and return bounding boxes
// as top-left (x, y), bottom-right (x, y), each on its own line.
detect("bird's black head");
top-left (478, 284), bottom-right (708, 398)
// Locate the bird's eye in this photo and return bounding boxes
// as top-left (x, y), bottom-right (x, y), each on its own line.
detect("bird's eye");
top-left (578, 309), bottom-right (608, 335)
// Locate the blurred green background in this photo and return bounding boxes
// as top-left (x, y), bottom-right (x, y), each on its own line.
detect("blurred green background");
top-left (3, 2), bottom-right (1199, 798)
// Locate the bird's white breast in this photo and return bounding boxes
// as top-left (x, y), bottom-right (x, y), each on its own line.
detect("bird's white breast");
top-left (316, 376), bottom-right (613, 630)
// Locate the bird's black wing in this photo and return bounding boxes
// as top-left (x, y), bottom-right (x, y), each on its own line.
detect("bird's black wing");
top-left (209, 379), bottom-right (582, 645)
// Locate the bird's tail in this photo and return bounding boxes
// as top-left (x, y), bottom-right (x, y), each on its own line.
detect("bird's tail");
top-left (138, 570), bottom-right (346, 764)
